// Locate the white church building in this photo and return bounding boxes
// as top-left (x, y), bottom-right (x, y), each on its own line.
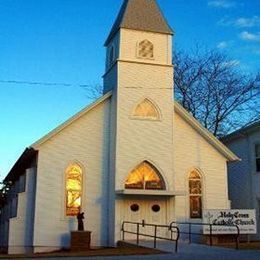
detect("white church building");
top-left (0, 0), bottom-right (239, 254)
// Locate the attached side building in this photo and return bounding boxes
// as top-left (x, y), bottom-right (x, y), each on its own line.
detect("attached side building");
top-left (222, 121), bottom-right (260, 240)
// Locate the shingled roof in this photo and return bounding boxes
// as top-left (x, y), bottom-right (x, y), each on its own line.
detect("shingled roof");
top-left (105, 0), bottom-right (173, 46)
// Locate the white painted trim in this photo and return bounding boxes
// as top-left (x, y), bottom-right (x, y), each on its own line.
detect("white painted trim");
top-left (122, 158), bottom-right (169, 191)
top-left (186, 168), bottom-right (204, 220)
top-left (252, 142), bottom-right (260, 174)
top-left (60, 161), bottom-right (85, 221)
top-left (174, 101), bottom-right (240, 162)
top-left (31, 92), bottom-right (112, 149)
top-left (130, 97), bottom-right (162, 121)
top-left (136, 39), bottom-right (155, 60)
top-left (116, 189), bottom-right (176, 196)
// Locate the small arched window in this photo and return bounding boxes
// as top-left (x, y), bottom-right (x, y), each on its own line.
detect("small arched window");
top-left (133, 99), bottom-right (160, 120)
top-left (189, 171), bottom-right (202, 219)
top-left (65, 163), bottom-right (83, 216)
top-left (125, 161), bottom-right (165, 190)
top-left (109, 46), bottom-right (115, 65)
top-left (138, 40), bottom-right (154, 59)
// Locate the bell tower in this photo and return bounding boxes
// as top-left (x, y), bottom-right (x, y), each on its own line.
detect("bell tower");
top-left (104, 0), bottom-right (175, 244)
top-left (104, 0), bottom-right (173, 93)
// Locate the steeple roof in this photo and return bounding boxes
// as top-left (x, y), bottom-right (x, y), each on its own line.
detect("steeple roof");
top-left (105, 0), bottom-right (173, 46)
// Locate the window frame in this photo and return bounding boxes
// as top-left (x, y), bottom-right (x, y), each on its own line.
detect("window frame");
top-left (10, 195), bottom-right (18, 219)
top-left (137, 39), bottom-right (154, 60)
top-left (109, 45), bottom-right (115, 66)
top-left (65, 163), bottom-right (83, 217)
top-left (125, 161), bottom-right (166, 191)
top-left (258, 199), bottom-right (260, 218)
top-left (131, 98), bottom-right (161, 121)
top-left (255, 144), bottom-right (260, 173)
top-left (189, 171), bottom-right (203, 219)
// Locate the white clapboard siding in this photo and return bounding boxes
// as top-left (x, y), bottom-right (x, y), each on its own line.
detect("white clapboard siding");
top-left (32, 97), bottom-right (111, 253)
top-left (8, 168), bottom-right (36, 254)
top-left (174, 112), bottom-right (230, 221)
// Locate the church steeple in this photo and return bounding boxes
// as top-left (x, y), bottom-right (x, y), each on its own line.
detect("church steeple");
top-left (104, 1), bottom-right (175, 245)
top-left (103, 0), bottom-right (173, 94)
top-left (105, 0), bottom-right (173, 46)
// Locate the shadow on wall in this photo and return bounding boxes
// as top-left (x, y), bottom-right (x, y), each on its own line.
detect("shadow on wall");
top-left (97, 101), bottom-right (111, 246)
top-left (61, 218), bottom-right (76, 247)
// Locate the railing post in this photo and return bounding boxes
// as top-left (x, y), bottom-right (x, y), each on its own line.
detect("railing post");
top-left (137, 223), bottom-right (140, 245)
top-left (189, 223), bottom-right (191, 244)
top-left (154, 225), bottom-right (157, 248)
top-left (175, 226), bottom-right (180, 253)
top-left (236, 225), bottom-right (240, 250)
top-left (169, 223), bottom-right (173, 240)
top-left (122, 222), bottom-right (125, 241)
top-left (209, 224), bottom-right (213, 246)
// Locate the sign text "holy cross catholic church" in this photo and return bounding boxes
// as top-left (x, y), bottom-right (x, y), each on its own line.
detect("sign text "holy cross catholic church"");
top-left (203, 209), bottom-right (257, 234)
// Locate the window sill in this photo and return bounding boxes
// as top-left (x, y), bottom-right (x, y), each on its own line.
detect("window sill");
top-left (130, 116), bottom-right (161, 122)
top-left (116, 189), bottom-right (177, 196)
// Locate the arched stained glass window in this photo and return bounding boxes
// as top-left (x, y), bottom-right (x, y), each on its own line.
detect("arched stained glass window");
top-left (133, 99), bottom-right (160, 120)
top-left (189, 170), bottom-right (202, 219)
top-left (138, 40), bottom-right (154, 59)
top-left (65, 164), bottom-right (82, 216)
top-left (125, 161), bottom-right (165, 190)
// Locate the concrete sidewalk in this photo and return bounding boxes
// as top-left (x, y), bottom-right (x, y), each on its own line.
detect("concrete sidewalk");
top-left (136, 240), bottom-right (260, 260)
top-left (20, 245), bottom-right (260, 260)
top-left (2, 241), bottom-right (259, 260)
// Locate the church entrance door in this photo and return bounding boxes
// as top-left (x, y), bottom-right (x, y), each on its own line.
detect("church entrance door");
top-left (123, 198), bottom-right (167, 240)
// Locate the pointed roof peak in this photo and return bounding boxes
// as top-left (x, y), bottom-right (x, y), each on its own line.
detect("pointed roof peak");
top-left (105, 0), bottom-right (173, 46)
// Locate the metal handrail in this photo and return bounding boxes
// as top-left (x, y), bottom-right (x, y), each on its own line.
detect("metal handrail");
top-left (121, 220), bottom-right (180, 253)
top-left (169, 221), bottom-right (240, 250)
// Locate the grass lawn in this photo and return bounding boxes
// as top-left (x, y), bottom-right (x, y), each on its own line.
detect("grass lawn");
top-left (0, 244), bottom-right (165, 259)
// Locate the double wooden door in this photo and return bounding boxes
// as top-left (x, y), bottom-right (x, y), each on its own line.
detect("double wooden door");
top-left (123, 198), bottom-right (167, 240)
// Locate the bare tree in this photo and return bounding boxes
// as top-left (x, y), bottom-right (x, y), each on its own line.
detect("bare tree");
top-left (174, 48), bottom-right (260, 137)
top-left (0, 181), bottom-right (11, 208)
top-left (81, 84), bottom-right (103, 100)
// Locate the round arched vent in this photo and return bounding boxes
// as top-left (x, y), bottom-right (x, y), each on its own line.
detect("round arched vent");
top-left (130, 204), bottom-right (140, 212)
top-left (151, 204), bottom-right (160, 213)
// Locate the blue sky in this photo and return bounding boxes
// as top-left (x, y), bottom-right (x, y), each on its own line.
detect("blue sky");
top-left (0, 0), bottom-right (259, 181)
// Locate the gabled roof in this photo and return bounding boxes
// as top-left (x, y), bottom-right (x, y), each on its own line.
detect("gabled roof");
top-left (4, 93), bottom-right (238, 183)
top-left (174, 101), bottom-right (240, 162)
top-left (221, 121), bottom-right (260, 143)
top-left (31, 91), bottom-right (112, 149)
top-left (3, 92), bottom-right (112, 183)
top-left (105, 0), bottom-right (173, 46)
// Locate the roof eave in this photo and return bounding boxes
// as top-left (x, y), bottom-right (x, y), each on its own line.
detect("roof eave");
top-left (104, 0), bottom-right (174, 46)
top-left (221, 121), bottom-right (260, 143)
top-left (4, 148), bottom-right (37, 183)
top-left (31, 91), bottom-right (113, 149)
top-left (105, 27), bottom-right (173, 47)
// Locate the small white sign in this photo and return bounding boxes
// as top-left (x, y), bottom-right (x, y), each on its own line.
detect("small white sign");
top-left (203, 209), bottom-right (257, 234)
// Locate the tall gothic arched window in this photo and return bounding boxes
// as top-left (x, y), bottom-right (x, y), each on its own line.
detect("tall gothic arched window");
top-left (125, 161), bottom-right (165, 190)
top-left (65, 163), bottom-right (83, 216)
top-left (138, 40), bottom-right (154, 59)
top-left (133, 99), bottom-right (160, 120)
top-left (189, 170), bottom-right (202, 218)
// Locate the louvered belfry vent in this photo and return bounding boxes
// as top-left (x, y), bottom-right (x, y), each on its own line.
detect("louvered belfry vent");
top-left (139, 40), bottom-right (154, 59)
